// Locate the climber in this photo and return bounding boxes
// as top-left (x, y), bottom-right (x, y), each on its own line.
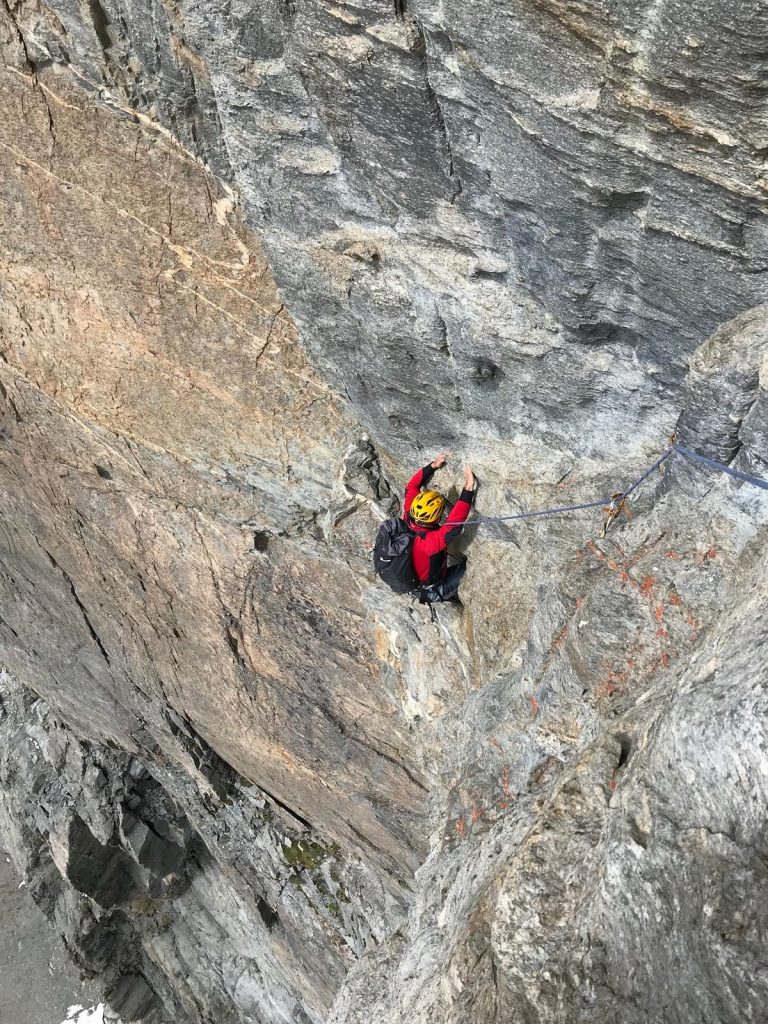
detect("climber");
top-left (404, 452), bottom-right (475, 602)
top-left (373, 452), bottom-right (476, 602)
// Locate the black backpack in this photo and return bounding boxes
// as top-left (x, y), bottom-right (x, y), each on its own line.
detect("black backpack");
top-left (373, 518), bottom-right (418, 594)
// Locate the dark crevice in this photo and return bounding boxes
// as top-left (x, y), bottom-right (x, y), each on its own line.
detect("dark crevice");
top-left (42, 91), bottom-right (57, 153)
top-left (645, 220), bottom-right (742, 258)
top-left (106, 973), bottom-right (163, 1022)
top-left (0, 379), bottom-right (22, 422)
top-left (435, 313), bottom-right (450, 356)
top-left (164, 709), bottom-right (249, 801)
top-left (256, 895), bottom-right (280, 930)
top-left (2, 0), bottom-right (33, 68)
top-left (67, 814), bottom-right (139, 908)
top-left (252, 530), bottom-right (270, 552)
top-left (604, 189), bottom-right (650, 212)
top-left (345, 819), bottom-right (415, 885)
top-left (374, 745), bottom-right (430, 794)
top-left (472, 357), bottom-right (502, 388)
top-left (191, 517), bottom-right (253, 673)
top-left (257, 782), bottom-right (313, 832)
top-left (223, 610), bottom-right (248, 671)
top-left (87, 0), bottom-right (114, 51)
top-left (43, 548), bottom-right (112, 667)
top-left (411, 21), bottom-right (462, 198)
top-left (615, 732), bottom-right (633, 769)
top-left (325, 703), bottom-right (430, 794)
top-left (0, 612), bottom-right (19, 638)
top-left (280, 0), bottom-right (297, 25)
top-left (575, 322), bottom-right (642, 347)
top-left (472, 268), bottom-right (508, 282)
top-left (346, 820), bottom-right (383, 859)
top-left (1, 1), bottom-right (58, 151)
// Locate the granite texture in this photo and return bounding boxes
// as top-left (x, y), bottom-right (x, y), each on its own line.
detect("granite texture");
top-left (0, 0), bottom-right (767, 1021)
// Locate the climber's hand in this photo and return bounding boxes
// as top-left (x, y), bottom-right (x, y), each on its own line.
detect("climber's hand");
top-left (463, 465), bottom-right (475, 491)
top-left (431, 452), bottom-right (450, 469)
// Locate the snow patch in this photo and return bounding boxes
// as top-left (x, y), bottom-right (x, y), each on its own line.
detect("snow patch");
top-left (62, 1005), bottom-right (105, 1024)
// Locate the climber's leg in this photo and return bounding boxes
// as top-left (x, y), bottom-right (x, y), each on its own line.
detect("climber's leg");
top-left (434, 558), bottom-right (467, 602)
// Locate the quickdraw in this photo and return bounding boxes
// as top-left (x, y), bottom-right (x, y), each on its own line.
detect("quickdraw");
top-left (602, 492), bottom-right (628, 538)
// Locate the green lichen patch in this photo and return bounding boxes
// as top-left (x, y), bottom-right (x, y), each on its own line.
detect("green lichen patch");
top-left (281, 838), bottom-right (331, 871)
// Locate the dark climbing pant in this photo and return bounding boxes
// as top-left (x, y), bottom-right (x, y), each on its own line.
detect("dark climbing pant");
top-left (420, 558), bottom-right (467, 604)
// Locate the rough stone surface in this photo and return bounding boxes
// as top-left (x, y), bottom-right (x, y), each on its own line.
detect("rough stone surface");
top-left (0, 0), bottom-right (767, 1022)
top-left (0, 844), bottom-right (113, 1024)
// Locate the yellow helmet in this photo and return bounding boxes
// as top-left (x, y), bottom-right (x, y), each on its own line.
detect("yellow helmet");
top-left (409, 490), bottom-right (445, 526)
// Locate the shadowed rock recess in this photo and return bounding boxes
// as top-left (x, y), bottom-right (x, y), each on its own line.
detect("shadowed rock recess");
top-left (0, 0), bottom-right (766, 1021)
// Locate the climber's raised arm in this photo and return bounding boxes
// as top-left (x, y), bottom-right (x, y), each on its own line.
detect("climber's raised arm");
top-left (435, 465), bottom-right (475, 542)
top-left (404, 452), bottom-right (450, 517)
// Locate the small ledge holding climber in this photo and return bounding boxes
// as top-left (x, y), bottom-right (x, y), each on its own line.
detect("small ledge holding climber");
top-left (373, 452), bottom-right (475, 608)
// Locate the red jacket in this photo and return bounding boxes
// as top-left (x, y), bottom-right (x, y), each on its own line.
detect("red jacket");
top-left (404, 464), bottom-right (474, 585)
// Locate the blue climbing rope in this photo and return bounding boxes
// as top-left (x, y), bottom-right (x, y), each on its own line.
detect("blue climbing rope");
top-left (619, 447), bottom-right (674, 499)
top-left (442, 443), bottom-right (768, 528)
top-left (445, 496), bottom-right (609, 527)
top-left (672, 444), bottom-right (768, 491)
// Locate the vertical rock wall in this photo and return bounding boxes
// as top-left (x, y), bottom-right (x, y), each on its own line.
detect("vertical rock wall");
top-left (1, 0), bottom-right (767, 1022)
top-left (0, 61), bottom-right (466, 1022)
top-left (8, 0), bottom-right (766, 459)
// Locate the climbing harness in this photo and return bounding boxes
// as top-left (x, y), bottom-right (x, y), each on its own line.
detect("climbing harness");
top-left (442, 443), bottom-right (768, 531)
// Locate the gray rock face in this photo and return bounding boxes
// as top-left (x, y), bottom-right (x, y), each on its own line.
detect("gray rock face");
top-left (8, 0), bottom-right (768, 462)
top-left (0, 0), bottom-right (767, 1022)
top-left (0, 840), bottom-right (112, 1024)
top-left (0, 55), bottom-right (457, 1023)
